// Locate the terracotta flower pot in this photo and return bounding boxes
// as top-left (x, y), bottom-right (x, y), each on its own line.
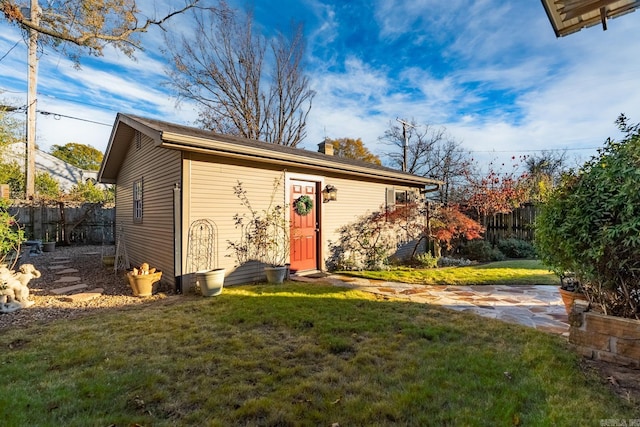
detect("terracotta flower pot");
top-left (559, 287), bottom-right (587, 315)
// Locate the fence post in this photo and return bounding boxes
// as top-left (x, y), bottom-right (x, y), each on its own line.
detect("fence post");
top-left (32, 203), bottom-right (42, 240)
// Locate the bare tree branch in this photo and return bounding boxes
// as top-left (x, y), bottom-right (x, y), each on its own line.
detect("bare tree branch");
top-left (380, 119), bottom-right (471, 203)
top-left (163, 2), bottom-right (314, 146)
top-left (1, 0), bottom-right (201, 62)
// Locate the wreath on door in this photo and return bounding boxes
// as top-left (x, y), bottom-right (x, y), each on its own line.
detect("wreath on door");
top-left (294, 195), bottom-right (314, 216)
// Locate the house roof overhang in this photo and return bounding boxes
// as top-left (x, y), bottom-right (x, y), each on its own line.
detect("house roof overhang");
top-left (541, 0), bottom-right (639, 37)
top-left (98, 113), bottom-right (440, 190)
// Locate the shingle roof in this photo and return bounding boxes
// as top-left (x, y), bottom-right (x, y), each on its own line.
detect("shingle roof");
top-left (99, 113), bottom-right (440, 188)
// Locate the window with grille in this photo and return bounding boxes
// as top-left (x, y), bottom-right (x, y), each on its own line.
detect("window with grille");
top-left (133, 178), bottom-right (143, 223)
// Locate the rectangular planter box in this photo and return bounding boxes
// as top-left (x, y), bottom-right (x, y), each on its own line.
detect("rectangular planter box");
top-left (569, 304), bottom-right (640, 367)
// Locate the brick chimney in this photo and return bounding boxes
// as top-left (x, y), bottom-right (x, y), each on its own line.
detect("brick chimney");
top-left (318, 139), bottom-right (334, 155)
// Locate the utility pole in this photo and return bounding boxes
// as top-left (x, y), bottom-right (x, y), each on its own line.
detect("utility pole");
top-left (25, 0), bottom-right (39, 199)
top-left (396, 118), bottom-right (414, 172)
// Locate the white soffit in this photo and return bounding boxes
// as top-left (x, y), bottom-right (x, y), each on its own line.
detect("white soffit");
top-left (541, 0), bottom-right (639, 37)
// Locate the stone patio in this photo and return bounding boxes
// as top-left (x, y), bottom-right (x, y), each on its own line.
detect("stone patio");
top-left (292, 274), bottom-right (569, 335)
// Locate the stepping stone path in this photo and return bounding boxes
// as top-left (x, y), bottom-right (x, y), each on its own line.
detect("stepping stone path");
top-left (60, 288), bottom-right (104, 303)
top-left (54, 268), bottom-right (79, 275)
top-left (48, 254), bottom-right (105, 301)
top-left (54, 276), bottom-right (81, 284)
top-left (50, 284), bottom-right (88, 295)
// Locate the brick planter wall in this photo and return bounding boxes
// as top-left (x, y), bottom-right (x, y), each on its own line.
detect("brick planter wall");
top-left (569, 301), bottom-right (640, 367)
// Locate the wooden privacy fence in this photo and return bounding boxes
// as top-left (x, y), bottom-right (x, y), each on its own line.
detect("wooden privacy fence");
top-left (9, 203), bottom-right (115, 245)
top-left (481, 203), bottom-right (538, 244)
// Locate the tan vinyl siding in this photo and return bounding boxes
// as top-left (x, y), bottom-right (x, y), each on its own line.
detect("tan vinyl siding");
top-left (115, 133), bottom-right (181, 287)
top-left (184, 153), bottom-right (287, 286)
top-left (319, 175), bottom-right (425, 268)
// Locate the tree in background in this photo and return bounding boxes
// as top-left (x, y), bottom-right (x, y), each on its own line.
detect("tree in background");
top-left (50, 143), bottom-right (103, 171)
top-left (67, 180), bottom-right (108, 203)
top-left (1, 0), bottom-right (200, 63)
top-left (0, 105), bottom-right (24, 197)
top-left (164, 2), bottom-right (314, 147)
top-left (35, 171), bottom-right (60, 199)
top-left (380, 119), bottom-right (471, 203)
top-left (518, 151), bottom-right (568, 203)
top-left (325, 138), bottom-right (381, 165)
top-left (456, 159), bottom-right (529, 222)
top-left (429, 204), bottom-right (484, 257)
top-left (0, 105), bottom-right (22, 148)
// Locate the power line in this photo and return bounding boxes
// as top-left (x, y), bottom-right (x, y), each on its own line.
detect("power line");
top-left (4, 104), bottom-right (112, 127)
top-left (37, 110), bottom-right (112, 127)
top-left (0, 39), bottom-right (23, 63)
top-left (467, 146), bottom-right (598, 153)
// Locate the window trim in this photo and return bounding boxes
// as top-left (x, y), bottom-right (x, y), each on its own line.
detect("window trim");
top-left (133, 178), bottom-right (143, 223)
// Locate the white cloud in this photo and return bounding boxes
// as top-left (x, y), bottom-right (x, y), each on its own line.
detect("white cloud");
top-left (3, 0), bottom-right (640, 173)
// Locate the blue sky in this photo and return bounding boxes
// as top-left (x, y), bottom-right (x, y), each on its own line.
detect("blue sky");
top-left (1, 0), bottom-right (639, 171)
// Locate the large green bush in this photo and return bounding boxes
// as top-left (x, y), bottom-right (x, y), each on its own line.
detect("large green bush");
top-left (535, 115), bottom-right (640, 319)
top-left (0, 198), bottom-right (24, 268)
top-left (459, 240), bottom-right (505, 262)
top-left (497, 238), bottom-right (536, 259)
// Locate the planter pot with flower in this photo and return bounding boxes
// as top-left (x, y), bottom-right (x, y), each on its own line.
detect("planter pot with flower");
top-left (264, 266), bottom-right (288, 284)
top-left (559, 273), bottom-right (587, 315)
top-left (126, 263), bottom-right (162, 297)
top-left (229, 176), bottom-right (290, 284)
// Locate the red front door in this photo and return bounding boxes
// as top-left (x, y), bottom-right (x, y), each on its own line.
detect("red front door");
top-left (289, 180), bottom-right (318, 272)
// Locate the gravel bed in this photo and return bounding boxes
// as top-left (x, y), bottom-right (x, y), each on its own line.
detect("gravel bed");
top-left (0, 245), bottom-right (175, 330)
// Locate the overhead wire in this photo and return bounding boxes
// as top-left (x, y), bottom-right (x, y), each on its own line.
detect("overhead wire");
top-left (0, 39), bottom-right (23, 63)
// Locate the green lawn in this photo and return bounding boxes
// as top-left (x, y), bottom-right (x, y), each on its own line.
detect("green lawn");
top-left (340, 259), bottom-right (560, 286)
top-left (0, 283), bottom-right (636, 426)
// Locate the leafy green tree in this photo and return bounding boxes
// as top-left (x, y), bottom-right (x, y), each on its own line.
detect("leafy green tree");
top-left (535, 114), bottom-right (640, 319)
top-left (50, 143), bottom-right (103, 170)
top-left (68, 180), bottom-right (107, 203)
top-left (518, 151), bottom-right (568, 203)
top-left (35, 171), bottom-right (61, 199)
top-left (326, 138), bottom-right (381, 165)
top-left (0, 160), bottom-right (23, 197)
top-left (0, 107), bottom-right (23, 148)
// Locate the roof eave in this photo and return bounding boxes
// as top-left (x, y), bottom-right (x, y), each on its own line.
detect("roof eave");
top-left (98, 114), bottom-right (164, 183)
top-left (161, 132), bottom-right (439, 188)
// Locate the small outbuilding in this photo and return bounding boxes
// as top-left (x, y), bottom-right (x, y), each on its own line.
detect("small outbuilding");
top-left (98, 114), bottom-right (439, 291)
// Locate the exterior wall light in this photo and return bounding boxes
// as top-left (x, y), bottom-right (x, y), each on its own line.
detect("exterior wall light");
top-left (322, 185), bottom-right (338, 203)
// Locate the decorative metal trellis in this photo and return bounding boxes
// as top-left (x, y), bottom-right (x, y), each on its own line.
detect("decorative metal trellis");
top-left (186, 219), bottom-right (219, 275)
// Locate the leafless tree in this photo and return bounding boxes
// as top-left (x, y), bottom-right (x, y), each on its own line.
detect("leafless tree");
top-left (1, 0), bottom-right (200, 62)
top-left (380, 119), bottom-right (471, 203)
top-left (163, 3), bottom-right (314, 147)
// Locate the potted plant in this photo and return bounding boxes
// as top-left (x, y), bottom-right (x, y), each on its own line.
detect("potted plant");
top-left (228, 175), bottom-right (290, 284)
top-left (126, 263), bottom-right (162, 297)
top-left (558, 272), bottom-right (587, 315)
